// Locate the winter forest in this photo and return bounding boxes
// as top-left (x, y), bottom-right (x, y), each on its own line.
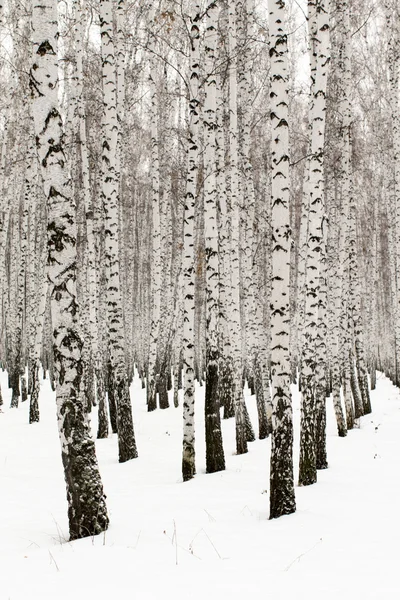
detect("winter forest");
top-left (0, 0), bottom-right (399, 596)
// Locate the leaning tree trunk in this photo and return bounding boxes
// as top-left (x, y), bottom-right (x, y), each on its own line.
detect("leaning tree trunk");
top-left (268, 0), bottom-right (296, 519)
top-left (30, 0), bottom-right (108, 540)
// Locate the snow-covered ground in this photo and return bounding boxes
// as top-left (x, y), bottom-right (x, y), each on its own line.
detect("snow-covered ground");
top-left (0, 371), bottom-right (399, 599)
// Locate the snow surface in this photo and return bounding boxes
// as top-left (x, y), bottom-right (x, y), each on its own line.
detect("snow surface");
top-left (0, 371), bottom-right (399, 599)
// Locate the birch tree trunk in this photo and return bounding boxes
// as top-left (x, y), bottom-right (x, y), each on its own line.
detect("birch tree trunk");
top-left (238, 0), bottom-right (270, 439)
top-left (268, 0), bottom-right (296, 519)
top-left (204, 1), bottom-right (225, 474)
top-left (30, 0), bottom-right (108, 540)
top-left (386, 0), bottom-right (400, 387)
top-left (299, 0), bottom-right (331, 487)
top-left (147, 32), bottom-right (161, 412)
top-left (182, 4), bottom-right (201, 482)
top-left (73, 0), bottom-right (104, 428)
top-left (100, 0), bottom-right (137, 462)
top-left (228, 0), bottom-right (248, 455)
top-left (334, 0), bottom-right (355, 428)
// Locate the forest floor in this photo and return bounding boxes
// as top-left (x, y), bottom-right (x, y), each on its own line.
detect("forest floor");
top-left (0, 371), bottom-right (399, 599)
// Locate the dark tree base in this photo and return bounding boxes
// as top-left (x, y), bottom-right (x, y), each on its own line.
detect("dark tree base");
top-left (223, 399), bottom-right (235, 419)
top-left (243, 401), bottom-right (255, 442)
top-left (360, 375), bottom-right (372, 415)
top-left (21, 376), bottom-right (28, 403)
top-left (158, 373), bottom-right (169, 409)
top-left (235, 394), bottom-right (248, 455)
top-left (299, 448), bottom-right (317, 486)
top-left (10, 370), bottom-right (20, 408)
top-left (351, 363), bottom-right (364, 419)
top-left (298, 470), bottom-right (317, 487)
top-left (182, 447), bottom-right (196, 482)
top-left (315, 391), bottom-right (327, 470)
top-left (270, 430), bottom-right (296, 520)
top-left (64, 439), bottom-right (109, 541)
top-left (205, 361), bottom-right (225, 474)
top-left (167, 370), bottom-right (173, 391)
top-left (254, 359), bottom-right (269, 439)
top-left (85, 361), bottom-right (96, 410)
top-left (269, 501), bottom-right (296, 520)
top-left (10, 389), bottom-right (19, 409)
top-left (29, 362), bottom-right (40, 423)
top-left (177, 363), bottom-right (183, 390)
top-left (173, 366), bottom-right (180, 407)
top-left (108, 387), bottom-right (118, 434)
top-left (146, 374), bottom-right (157, 412)
top-left (115, 376), bottom-right (138, 463)
top-left (219, 358), bottom-right (235, 419)
top-left (97, 389), bottom-right (109, 440)
top-left (247, 375), bottom-right (255, 396)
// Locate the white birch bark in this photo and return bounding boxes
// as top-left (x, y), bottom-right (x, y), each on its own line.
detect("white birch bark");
top-left (268, 0), bottom-right (296, 518)
top-left (228, 0), bottom-right (249, 454)
top-left (216, 64), bottom-right (235, 421)
top-left (100, 0), bottom-right (137, 461)
top-left (385, 0), bottom-right (400, 386)
top-left (204, 0), bottom-right (225, 474)
top-left (299, 0), bottom-right (331, 487)
top-left (182, 4), bottom-right (201, 482)
top-left (73, 0), bottom-right (101, 411)
top-left (147, 19), bottom-right (161, 411)
top-left (30, 0), bottom-right (108, 540)
top-left (26, 135), bottom-right (42, 422)
top-left (295, 5), bottom-right (317, 381)
top-left (9, 209), bottom-right (21, 408)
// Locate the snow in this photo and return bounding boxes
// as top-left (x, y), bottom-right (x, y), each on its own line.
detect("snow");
top-left (0, 372), bottom-right (399, 599)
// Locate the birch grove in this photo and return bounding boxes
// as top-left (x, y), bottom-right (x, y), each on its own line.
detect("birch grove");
top-left (0, 0), bottom-right (397, 537)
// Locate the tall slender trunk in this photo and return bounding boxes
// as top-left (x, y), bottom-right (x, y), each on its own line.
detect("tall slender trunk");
top-left (73, 0), bottom-right (103, 421)
top-left (228, 0), bottom-right (248, 455)
top-left (100, 0), bottom-right (137, 462)
top-left (147, 21), bottom-right (161, 411)
top-left (268, 0), bottom-right (296, 519)
top-left (204, 1), bottom-right (225, 474)
top-left (182, 4), bottom-right (201, 482)
top-left (30, 0), bottom-right (108, 540)
top-left (299, 0), bottom-right (331, 487)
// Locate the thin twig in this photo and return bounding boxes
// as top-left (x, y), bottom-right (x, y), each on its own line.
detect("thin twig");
top-left (284, 539), bottom-right (322, 572)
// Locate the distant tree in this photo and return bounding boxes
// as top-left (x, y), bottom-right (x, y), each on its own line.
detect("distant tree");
top-left (182, 2), bottom-right (200, 482)
top-left (299, 0), bottom-right (331, 487)
top-left (100, 0), bottom-right (138, 462)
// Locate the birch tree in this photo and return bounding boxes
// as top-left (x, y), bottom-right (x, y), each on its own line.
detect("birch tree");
top-left (268, 0), bottom-right (296, 519)
top-left (385, 0), bottom-right (400, 385)
top-left (204, 0), bottom-right (225, 474)
top-left (228, 0), bottom-right (248, 455)
top-left (30, 0), bottom-right (108, 540)
top-left (299, 0), bottom-right (331, 487)
top-left (182, 3), bottom-right (201, 482)
top-left (100, 0), bottom-right (137, 462)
